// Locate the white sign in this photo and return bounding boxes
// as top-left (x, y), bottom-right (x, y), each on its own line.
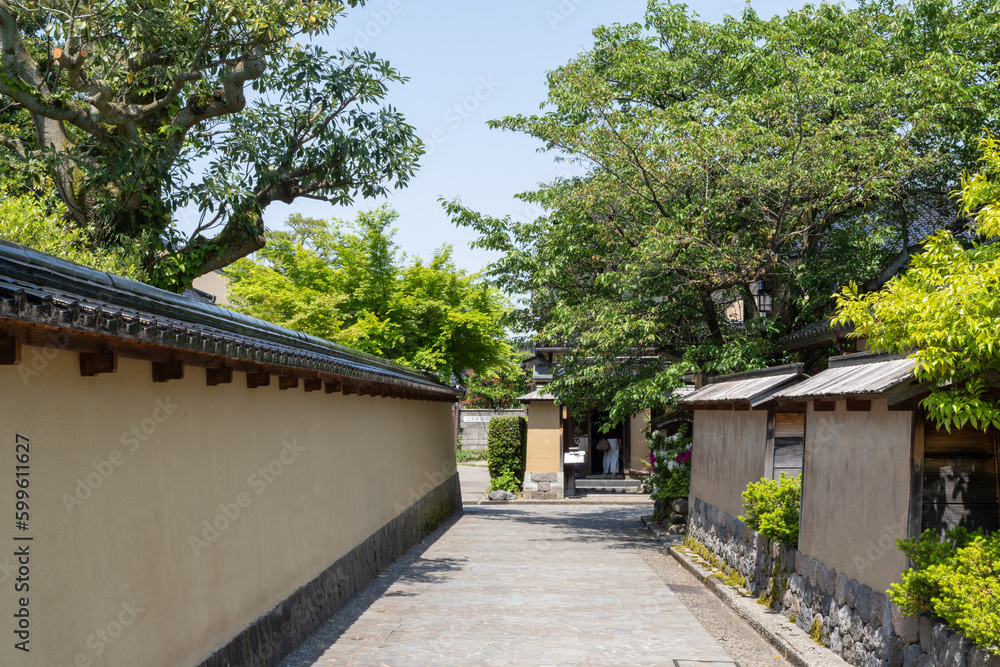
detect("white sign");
top-left (564, 451), bottom-right (585, 464)
top-left (462, 416), bottom-right (492, 423)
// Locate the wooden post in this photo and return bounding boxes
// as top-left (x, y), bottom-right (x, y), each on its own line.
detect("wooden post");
top-left (152, 360), bottom-right (184, 383)
top-left (279, 376), bottom-right (299, 391)
top-left (206, 367), bottom-right (233, 386)
top-left (80, 350), bottom-right (117, 377)
top-left (303, 378), bottom-right (322, 392)
top-left (0, 334), bottom-right (20, 365)
top-left (247, 372), bottom-right (270, 389)
top-left (906, 415), bottom-right (926, 563)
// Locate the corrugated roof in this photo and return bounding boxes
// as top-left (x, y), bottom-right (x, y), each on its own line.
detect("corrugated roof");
top-left (681, 364), bottom-right (807, 407)
top-left (0, 241), bottom-right (458, 397)
top-left (773, 353), bottom-right (915, 399)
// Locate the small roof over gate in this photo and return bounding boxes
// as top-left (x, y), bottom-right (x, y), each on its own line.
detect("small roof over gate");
top-left (773, 353), bottom-right (917, 401)
top-left (681, 363), bottom-right (807, 408)
top-left (517, 388), bottom-right (555, 402)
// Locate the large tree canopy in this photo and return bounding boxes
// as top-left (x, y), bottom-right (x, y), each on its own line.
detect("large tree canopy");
top-left (0, 0), bottom-right (421, 289)
top-left (446, 0), bottom-right (1000, 422)
top-left (226, 206), bottom-right (514, 383)
top-left (836, 136), bottom-right (1000, 432)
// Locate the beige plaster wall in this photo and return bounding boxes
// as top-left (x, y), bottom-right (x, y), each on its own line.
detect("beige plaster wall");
top-left (192, 271), bottom-right (231, 307)
top-left (0, 346), bottom-right (455, 667)
top-left (690, 410), bottom-right (769, 519)
top-left (525, 400), bottom-right (561, 473)
top-left (629, 410), bottom-right (650, 474)
top-left (799, 400), bottom-right (912, 593)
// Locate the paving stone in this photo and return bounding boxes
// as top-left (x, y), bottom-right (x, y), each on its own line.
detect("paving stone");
top-left (280, 505), bottom-right (790, 666)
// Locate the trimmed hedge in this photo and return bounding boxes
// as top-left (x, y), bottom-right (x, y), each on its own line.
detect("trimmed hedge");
top-left (487, 416), bottom-right (527, 481)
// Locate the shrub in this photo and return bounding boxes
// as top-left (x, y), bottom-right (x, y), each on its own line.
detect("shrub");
top-left (740, 473), bottom-right (801, 546)
top-left (486, 416), bottom-right (527, 488)
top-left (643, 427), bottom-right (693, 520)
top-left (456, 448), bottom-right (489, 463)
top-left (889, 528), bottom-right (1000, 653)
top-left (488, 469), bottom-right (521, 494)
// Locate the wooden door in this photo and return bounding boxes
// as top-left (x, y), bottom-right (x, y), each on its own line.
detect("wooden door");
top-left (922, 422), bottom-right (1000, 535)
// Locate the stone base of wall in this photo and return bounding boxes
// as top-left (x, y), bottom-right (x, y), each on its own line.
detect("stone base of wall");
top-left (689, 497), bottom-right (999, 667)
top-left (197, 472), bottom-right (462, 667)
top-left (521, 471), bottom-right (564, 499)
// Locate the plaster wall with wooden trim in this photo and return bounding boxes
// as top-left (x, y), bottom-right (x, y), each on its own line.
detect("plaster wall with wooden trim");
top-left (689, 409), bottom-right (770, 519)
top-left (0, 345), bottom-right (458, 667)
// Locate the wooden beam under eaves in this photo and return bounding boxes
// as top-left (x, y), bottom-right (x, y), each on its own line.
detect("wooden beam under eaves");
top-left (325, 380), bottom-right (341, 394)
top-left (152, 360), bottom-right (184, 383)
top-left (279, 376), bottom-right (299, 391)
top-left (247, 372), bottom-right (270, 389)
top-left (341, 382), bottom-right (356, 396)
top-left (303, 378), bottom-right (322, 392)
top-left (206, 367), bottom-right (233, 386)
top-left (80, 350), bottom-right (116, 377)
top-left (0, 334), bottom-right (20, 365)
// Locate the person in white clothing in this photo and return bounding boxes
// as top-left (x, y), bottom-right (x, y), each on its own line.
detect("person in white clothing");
top-left (603, 438), bottom-right (620, 475)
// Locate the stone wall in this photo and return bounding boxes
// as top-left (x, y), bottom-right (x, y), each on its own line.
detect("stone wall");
top-left (459, 408), bottom-right (527, 450)
top-left (689, 497), bottom-right (999, 667)
top-left (522, 471), bottom-right (564, 499)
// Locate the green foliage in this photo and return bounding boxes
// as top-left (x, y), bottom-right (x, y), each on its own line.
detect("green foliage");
top-left (809, 618), bottom-right (825, 646)
top-left (889, 528), bottom-right (999, 652)
top-left (0, 179), bottom-right (147, 280)
top-left (836, 135), bottom-right (1000, 432)
top-left (455, 448), bottom-right (489, 464)
top-left (227, 207), bottom-right (513, 380)
top-left (740, 474), bottom-right (802, 547)
top-left (486, 416), bottom-right (527, 487)
top-left (446, 0), bottom-right (1000, 423)
top-left (643, 428), bottom-right (692, 515)
top-left (0, 0), bottom-right (421, 287)
top-left (462, 362), bottom-right (529, 410)
top-left (488, 469), bottom-right (521, 495)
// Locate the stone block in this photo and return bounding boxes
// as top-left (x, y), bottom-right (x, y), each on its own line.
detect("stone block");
top-left (847, 579), bottom-right (860, 609)
top-left (836, 573), bottom-right (850, 606)
top-left (969, 646), bottom-right (1000, 667)
top-left (531, 472), bottom-right (557, 483)
top-left (856, 585), bottom-right (873, 621)
top-left (870, 592), bottom-right (886, 628)
top-left (824, 567), bottom-right (838, 596)
top-left (887, 636), bottom-right (904, 667)
top-left (536, 482), bottom-right (551, 492)
top-left (671, 497), bottom-right (689, 514)
top-left (931, 621), bottom-right (952, 662)
top-left (942, 630), bottom-right (972, 667)
top-left (795, 549), bottom-right (805, 575)
top-left (903, 644), bottom-right (925, 667)
top-left (892, 604), bottom-right (920, 644)
top-left (918, 616), bottom-right (935, 652)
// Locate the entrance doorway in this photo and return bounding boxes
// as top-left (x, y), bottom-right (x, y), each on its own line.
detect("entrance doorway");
top-left (564, 410), bottom-right (628, 477)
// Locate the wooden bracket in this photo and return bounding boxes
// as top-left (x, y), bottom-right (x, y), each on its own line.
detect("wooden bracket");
top-left (206, 367), bottom-right (233, 387)
top-left (303, 378), bottom-right (322, 392)
top-left (80, 350), bottom-right (117, 377)
top-left (0, 334), bottom-right (20, 365)
top-left (152, 360), bottom-right (184, 383)
top-left (247, 372), bottom-right (270, 389)
top-left (279, 376), bottom-right (299, 391)
top-left (341, 381), bottom-right (356, 396)
top-left (325, 380), bottom-right (342, 394)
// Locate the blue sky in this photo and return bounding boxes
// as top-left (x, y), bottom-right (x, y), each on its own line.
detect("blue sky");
top-left (256, 0), bottom-right (809, 274)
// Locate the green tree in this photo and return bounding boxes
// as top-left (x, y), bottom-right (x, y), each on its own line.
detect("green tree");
top-left (461, 362), bottom-right (528, 410)
top-left (445, 0), bottom-right (1000, 423)
top-left (835, 136), bottom-right (1000, 432)
top-left (0, 0), bottom-right (421, 289)
top-left (227, 207), bottom-right (513, 382)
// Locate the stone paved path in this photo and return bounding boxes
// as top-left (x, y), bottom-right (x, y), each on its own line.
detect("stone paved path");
top-left (281, 505), bottom-right (793, 666)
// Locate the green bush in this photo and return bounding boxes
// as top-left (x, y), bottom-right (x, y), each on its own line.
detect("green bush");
top-left (740, 473), bottom-right (801, 546)
top-left (889, 528), bottom-right (1000, 653)
top-left (643, 427), bottom-right (693, 522)
top-left (489, 469), bottom-right (521, 494)
top-left (486, 416), bottom-right (527, 489)
top-left (456, 448), bottom-right (488, 463)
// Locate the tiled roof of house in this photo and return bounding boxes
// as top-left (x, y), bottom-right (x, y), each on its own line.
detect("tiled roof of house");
top-left (773, 353), bottom-right (916, 400)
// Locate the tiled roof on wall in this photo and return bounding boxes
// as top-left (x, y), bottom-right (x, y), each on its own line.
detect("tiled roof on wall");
top-left (0, 241), bottom-right (458, 397)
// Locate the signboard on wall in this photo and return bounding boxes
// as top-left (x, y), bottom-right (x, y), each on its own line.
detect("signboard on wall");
top-left (564, 451), bottom-right (585, 464)
top-left (462, 416), bottom-right (492, 423)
